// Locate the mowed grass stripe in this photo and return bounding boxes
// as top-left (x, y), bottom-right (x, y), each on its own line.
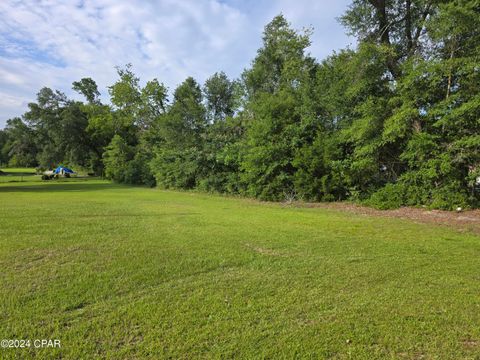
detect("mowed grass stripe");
top-left (1, 179), bottom-right (480, 359)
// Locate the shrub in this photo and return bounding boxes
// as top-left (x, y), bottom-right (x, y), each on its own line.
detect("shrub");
top-left (366, 179), bottom-right (471, 211)
top-left (428, 182), bottom-right (469, 210)
top-left (124, 152), bottom-right (156, 187)
top-left (365, 183), bottom-right (405, 210)
top-left (35, 167), bottom-right (46, 175)
top-left (102, 135), bottom-right (133, 183)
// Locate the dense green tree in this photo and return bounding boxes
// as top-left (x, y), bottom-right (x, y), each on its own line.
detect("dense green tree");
top-left (59, 102), bottom-right (97, 167)
top-left (139, 79), bottom-right (168, 128)
top-left (242, 15), bottom-right (312, 97)
top-left (109, 64), bottom-right (141, 115)
top-left (151, 77), bottom-right (206, 188)
top-left (239, 15), bottom-right (317, 200)
top-left (203, 72), bottom-right (236, 122)
top-left (2, 118), bottom-right (38, 167)
top-left (22, 87), bottom-right (97, 168)
top-left (72, 77), bottom-right (101, 104)
top-left (2, 7), bottom-right (479, 210)
top-left (0, 129), bottom-right (9, 165)
top-left (196, 115), bottom-right (246, 193)
top-left (103, 134), bottom-right (133, 182)
top-left (23, 88), bottom-right (69, 167)
top-left (368, 0), bottom-right (480, 209)
top-left (101, 66), bottom-right (168, 181)
top-left (341, 0), bottom-right (435, 78)
top-left (167, 77), bottom-right (206, 143)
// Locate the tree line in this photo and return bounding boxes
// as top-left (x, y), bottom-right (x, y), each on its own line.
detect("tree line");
top-left (1, 0), bottom-right (479, 209)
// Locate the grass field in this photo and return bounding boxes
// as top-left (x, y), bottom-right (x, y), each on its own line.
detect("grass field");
top-left (0, 168), bottom-right (39, 183)
top-left (1, 174), bottom-right (480, 359)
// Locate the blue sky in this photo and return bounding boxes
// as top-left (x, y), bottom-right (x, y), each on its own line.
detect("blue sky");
top-left (0, 0), bottom-right (354, 128)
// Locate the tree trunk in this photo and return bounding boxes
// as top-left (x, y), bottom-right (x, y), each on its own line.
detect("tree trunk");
top-left (446, 47), bottom-right (455, 99)
top-left (368, 0), bottom-right (401, 79)
top-left (405, 0), bottom-right (413, 54)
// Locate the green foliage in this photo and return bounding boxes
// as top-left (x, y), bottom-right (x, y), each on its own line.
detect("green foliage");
top-left (108, 64), bottom-right (142, 116)
top-left (72, 77), bottom-right (100, 104)
top-left (2, 4), bottom-right (480, 209)
top-left (241, 91), bottom-right (300, 200)
top-left (196, 116), bottom-right (245, 194)
top-left (151, 77), bottom-right (207, 189)
top-left (124, 150), bottom-right (156, 187)
top-left (103, 135), bottom-right (133, 182)
top-left (203, 71), bottom-right (237, 122)
top-left (242, 15), bottom-right (312, 97)
top-left (239, 15), bottom-right (317, 201)
top-left (103, 133), bottom-right (155, 186)
top-left (151, 147), bottom-right (199, 189)
top-left (3, 118), bottom-right (38, 167)
top-left (0, 129), bottom-right (9, 165)
top-left (365, 183), bottom-right (406, 210)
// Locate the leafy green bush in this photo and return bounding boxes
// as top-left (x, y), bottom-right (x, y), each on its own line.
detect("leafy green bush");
top-left (366, 180), bottom-right (470, 211)
top-left (428, 182), bottom-right (469, 210)
top-left (124, 152), bottom-right (156, 187)
top-left (102, 135), bottom-right (133, 183)
top-left (365, 183), bottom-right (406, 210)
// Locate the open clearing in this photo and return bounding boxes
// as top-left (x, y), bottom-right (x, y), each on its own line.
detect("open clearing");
top-left (1, 177), bottom-right (480, 359)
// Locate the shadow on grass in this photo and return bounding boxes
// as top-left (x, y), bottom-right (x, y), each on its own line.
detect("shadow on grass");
top-left (0, 182), bottom-right (123, 193)
top-left (0, 172), bottom-right (35, 176)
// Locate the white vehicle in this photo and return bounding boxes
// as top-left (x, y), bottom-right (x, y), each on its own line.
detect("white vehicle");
top-left (42, 166), bottom-right (76, 180)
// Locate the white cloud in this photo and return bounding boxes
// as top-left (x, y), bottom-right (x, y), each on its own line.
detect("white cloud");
top-left (0, 0), bottom-right (353, 127)
top-left (0, 92), bottom-right (28, 108)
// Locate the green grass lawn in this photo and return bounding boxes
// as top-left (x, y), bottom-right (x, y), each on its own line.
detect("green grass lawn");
top-left (0, 167), bottom-right (39, 183)
top-left (1, 178), bottom-right (480, 359)
top-left (0, 167), bottom-right (36, 173)
top-left (0, 167), bottom-right (99, 184)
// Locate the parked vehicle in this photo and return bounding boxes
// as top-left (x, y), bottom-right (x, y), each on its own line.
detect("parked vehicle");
top-left (42, 166), bottom-right (76, 180)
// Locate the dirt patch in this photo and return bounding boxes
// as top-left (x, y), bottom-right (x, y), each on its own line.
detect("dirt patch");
top-left (244, 243), bottom-right (284, 257)
top-left (463, 339), bottom-right (480, 349)
top-left (293, 202), bottom-right (480, 235)
top-left (10, 246), bottom-right (87, 271)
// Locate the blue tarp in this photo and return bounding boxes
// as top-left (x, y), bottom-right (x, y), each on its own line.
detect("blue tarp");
top-left (54, 166), bottom-right (75, 174)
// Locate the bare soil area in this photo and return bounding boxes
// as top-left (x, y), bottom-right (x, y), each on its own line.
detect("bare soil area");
top-left (298, 202), bottom-right (480, 235)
